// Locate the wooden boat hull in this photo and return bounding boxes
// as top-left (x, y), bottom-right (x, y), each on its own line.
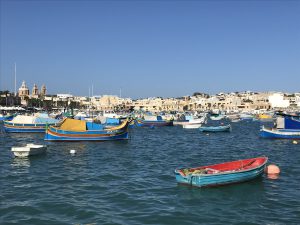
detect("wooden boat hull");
top-left (44, 119), bottom-right (130, 141)
top-left (11, 144), bottom-right (47, 157)
top-left (199, 124), bottom-right (231, 132)
top-left (175, 157), bottom-right (268, 188)
top-left (44, 130), bottom-right (129, 141)
top-left (136, 120), bottom-right (173, 127)
top-left (260, 126), bottom-right (300, 139)
top-left (4, 122), bottom-right (57, 133)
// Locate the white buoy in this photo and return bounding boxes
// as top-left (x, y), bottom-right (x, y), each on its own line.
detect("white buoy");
top-left (292, 140), bottom-right (298, 144)
top-left (70, 149), bottom-right (76, 154)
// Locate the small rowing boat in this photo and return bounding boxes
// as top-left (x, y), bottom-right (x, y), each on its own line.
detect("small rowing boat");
top-left (11, 144), bottom-right (47, 157)
top-left (175, 156), bottom-right (268, 187)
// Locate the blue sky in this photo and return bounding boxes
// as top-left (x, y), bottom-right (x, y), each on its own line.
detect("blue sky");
top-left (1, 0), bottom-right (299, 99)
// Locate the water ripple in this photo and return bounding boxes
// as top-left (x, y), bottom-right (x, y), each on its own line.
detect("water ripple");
top-left (0, 122), bottom-right (299, 224)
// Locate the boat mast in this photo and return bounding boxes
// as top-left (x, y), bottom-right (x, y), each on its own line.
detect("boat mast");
top-left (14, 62), bottom-right (17, 96)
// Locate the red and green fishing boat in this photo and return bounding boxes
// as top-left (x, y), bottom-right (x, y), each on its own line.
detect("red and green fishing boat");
top-left (175, 156), bottom-right (268, 187)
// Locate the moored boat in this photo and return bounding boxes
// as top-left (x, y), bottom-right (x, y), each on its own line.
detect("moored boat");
top-left (260, 126), bottom-right (300, 139)
top-left (175, 156), bottom-right (268, 187)
top-left (174, 114), bottom-right (207, 126)
top-left (257, 113), bottom-right (274, 121)
top-left (260, 113), bottom-right (300, 138)
top-left (183, 123), bottom-right (202, 129)
top-left (4, 114), bottom-right (60, 133)
top-left (199, 124), bottom-right (231, 132)
top-left (136, 115), bottom-right (173, 127)
top-left (11, 144), bottom-right (47, 157)
top-left (44, 118), bottom-right (130, 141)
top-left (210, 114), bottom-right (225, 121)
top-left (239, 113), bottom-right (254, 121)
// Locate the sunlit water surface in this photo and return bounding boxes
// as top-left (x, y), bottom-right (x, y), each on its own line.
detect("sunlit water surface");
top-left (0, 121), bottom-right (299, 224)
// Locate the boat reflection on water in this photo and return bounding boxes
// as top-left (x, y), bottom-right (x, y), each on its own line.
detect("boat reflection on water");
top-left (267, 174), bottom-right (280, 180)
top-left (11, 157), bottom-right (31, 171)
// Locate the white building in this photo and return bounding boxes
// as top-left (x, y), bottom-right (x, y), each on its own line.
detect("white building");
top-left (268, 93), bottom-right (290, 108)
top-left (57, 94), bottom-right (73, 99)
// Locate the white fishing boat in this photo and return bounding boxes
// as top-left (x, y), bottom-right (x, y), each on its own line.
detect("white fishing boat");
top-left (11, 144), bottom-right (47, 157)
top-left (210, 115), bottom-right (225, 121)
top-left (174, 114), bottom-right (207, 126)
top-left (183, 123), bottom-right (203, 129)
top-left (231, 118), bottom-right (241, 123)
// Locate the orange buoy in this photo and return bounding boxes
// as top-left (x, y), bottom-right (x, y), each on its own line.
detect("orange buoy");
top-left (266, 164), bottom-right (280, 174)
top-left (265, 164), bottom-right (280, 179)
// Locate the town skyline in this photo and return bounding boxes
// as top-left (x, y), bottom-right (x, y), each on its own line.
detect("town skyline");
top-left (0, 79), bottom-right (299, 100)
top-left (1, 80), bottom-right (299, 112)
top-left (1, 1), bottom-right (299, 98)
top-left (1, 79), bottom-right (300, 100)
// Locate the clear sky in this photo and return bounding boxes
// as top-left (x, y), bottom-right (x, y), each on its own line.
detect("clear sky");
top-left (0, 0), bottom-right (299, 99)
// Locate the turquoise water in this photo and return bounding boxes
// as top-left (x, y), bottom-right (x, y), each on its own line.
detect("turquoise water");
top-left (0, 121), bottom-right (299, 224)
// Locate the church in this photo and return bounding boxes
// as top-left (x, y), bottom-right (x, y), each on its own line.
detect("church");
top-left (18, 81), bottom-right (47, 106)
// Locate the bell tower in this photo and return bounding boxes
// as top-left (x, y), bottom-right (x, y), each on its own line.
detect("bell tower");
top-left (32, 84), bottom-right (39, 96)
top-left (40, 84), bottom-right (46, 96)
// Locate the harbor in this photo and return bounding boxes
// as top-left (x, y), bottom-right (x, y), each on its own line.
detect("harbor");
top-left (0, 118), bottom-right (299, 224)
top-left (1, 0), bottom-right (299, 224)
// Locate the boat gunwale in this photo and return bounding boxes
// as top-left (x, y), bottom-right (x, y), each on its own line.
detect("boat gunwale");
top-left (48, 119), bottom-right (129, 133)
top-left (175, 157), bottom-right (268, 177)
top-left (260, 126), bottom-right (300, 135)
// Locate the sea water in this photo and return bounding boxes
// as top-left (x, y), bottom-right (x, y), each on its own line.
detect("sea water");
top-left (0, 121), bottom-right (299, 224)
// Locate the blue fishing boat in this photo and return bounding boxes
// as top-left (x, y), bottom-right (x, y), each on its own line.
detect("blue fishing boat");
top-left (44, 118), bottom-right (130, 141)
top-left (199, 124), bottom-right (231, 132)
top-left (260, 113), bottom-right (300, 138)
top-left (260, 126), bottom-right (300, 139)
top-left (175, 156), bottom-right (268, 188)
top-left (4, 114), bottom-right (59, 133)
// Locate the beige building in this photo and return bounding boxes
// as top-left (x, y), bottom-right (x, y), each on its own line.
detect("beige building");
top-left (90, 95), bottom-right (132, 111)
top-left (18, 81), bottom-right (47, 106)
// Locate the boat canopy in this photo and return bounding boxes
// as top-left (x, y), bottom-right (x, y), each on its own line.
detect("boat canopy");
top-left (9, 114), bottom-right (59, 124)
top-left (60, 118), bottom-right (87, 131)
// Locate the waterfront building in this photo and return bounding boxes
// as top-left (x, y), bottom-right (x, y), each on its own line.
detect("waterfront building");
top-left (268, 93), bottom-right (290, 108)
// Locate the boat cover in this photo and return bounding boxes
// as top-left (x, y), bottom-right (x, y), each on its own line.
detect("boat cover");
top-left (11, 115), bottom-right (35, 124)
top-left (60, 118), bottom-right (87, 131)
top-left (10, 115), bottom-right (59, 124)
